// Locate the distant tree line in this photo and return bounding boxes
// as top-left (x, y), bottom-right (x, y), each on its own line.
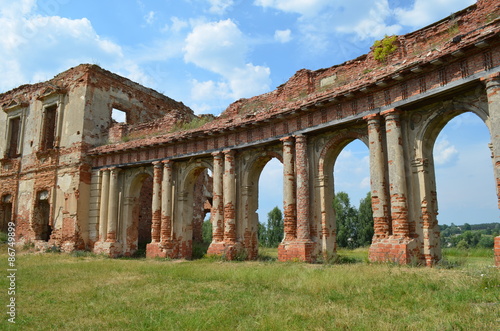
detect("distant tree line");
top-left (440, 223), bottom-right (499, 249)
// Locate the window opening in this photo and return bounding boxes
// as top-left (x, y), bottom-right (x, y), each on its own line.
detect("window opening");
top-left (7, 117), bottom-right (21, 158)
top-left (41, 105), bottom-right (57, 150)
top-left (34, 191), bottom-right (51, 241)
top-left (112, 108), bottom-right (127, 124)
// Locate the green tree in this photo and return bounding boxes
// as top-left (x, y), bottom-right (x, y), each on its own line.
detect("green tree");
top-left (334, 192), bottom-right (358, 248)
top-left (264, 207), bottom-right (284, 247)
top-left (258, 221), bottom-right (267, 245)
top-left (202, 219), bottom-right (212, 243)
top-left (357, 192), bottom-right (374, 247)
top-left (334, 191), bottom-right (374, 249)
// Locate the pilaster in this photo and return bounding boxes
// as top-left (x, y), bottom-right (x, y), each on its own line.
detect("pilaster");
top-left (281, 136), bottom-right (296, 241)
top-left (106, 167), bottom-right (121, 242)
top-left (151, 161), bottom-right (162, 243)
top-left (207, 152), bottom-right (226, 256)
top-left (364, 113), bottom-right (391, 239)
top-left (98, 168), bottom-right (110, 242)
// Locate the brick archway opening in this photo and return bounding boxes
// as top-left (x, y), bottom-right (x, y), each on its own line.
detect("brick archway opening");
top-left (191, 168), bottom-right (213, 259)
top-left (257, 157), bottom-right (284, 252)
top-left (238, 149), bottom-right (283, 260)
top-left (318, 129), bottom-right (369, 260)
top-left (333, 139), bottom-right (372, 252)
top-left (429, 112), bottom-right (496, 252)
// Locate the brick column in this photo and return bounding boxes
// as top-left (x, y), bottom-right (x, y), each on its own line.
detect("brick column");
top-left (161, 160), bottom-right (173, 242)
top-left (98, 168), bottom-right (110, 242)
top-left (211, 152), bottom-right (224, 242)
top-left (151, 162), bottom-right (162, 242)
top-left (295, 134), bottom-right (310, 240)
top-left (279, 134), bottom-right (315, 262)
top-left (364, 114), bottom-right (390, 239)
top-left (382, 109), bottom-right (410, 238)
top-left (106, 167), bottom-right (121, 242)
top-left (223, 150), bottom-right (237, 244)
top-left (281, 136), bottom-right (296, 241)
top-left (412, 157), bottom-right (440, 266)
top-left (482, 73), bottom-right (500, 208)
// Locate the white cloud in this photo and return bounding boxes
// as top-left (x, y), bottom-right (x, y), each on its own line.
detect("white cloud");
top-left (339, 0), bottom-right (401, 39)
top-left (166, 16), bottom-right (189, 33)
top-left (144, 11), bottom-right (155, 25)
top-left (254, 0), bottom-right (402, 58)
top-left (0, 0), bottom-right (169, 94)
top-left (190, 79), bottom-right (230, 101)
top-left (274, 29), bottom-right (292, 43)
top-left (184, 19), bottom-right (247, 73)
top-left (207, 0), bottom-right (234, 15)
top-left (254, 0), bottom-right (330, 18)
top-left (184, 19), bottom-right (271, 100)
top-left (0, 0), bottom-right (36, 18)
top-left (394, 0), bottom-right (476, 28)
top-left (434, 138), bottom-right (459, 166)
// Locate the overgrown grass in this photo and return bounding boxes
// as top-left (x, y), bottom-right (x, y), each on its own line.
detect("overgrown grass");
top-left (1, 245), bottom-right (498, 330)
top-left (170, 116), bottom-right (213, 133)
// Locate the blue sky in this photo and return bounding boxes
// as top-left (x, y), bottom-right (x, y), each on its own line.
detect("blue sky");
top-left (1, 0), bottom-right (497, 225)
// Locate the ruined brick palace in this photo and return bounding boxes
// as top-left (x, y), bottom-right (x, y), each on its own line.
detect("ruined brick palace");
top-left (1, 0), bottom-right (500, 265)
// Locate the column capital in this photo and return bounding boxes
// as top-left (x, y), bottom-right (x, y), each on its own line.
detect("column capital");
top-left (294, 134), bottom-right (307, 143)
top-left (380, 108), bottom-right (401, 118)
top-left (223, 149), bottom-right (235, 156)
top-left (211, 151), bottom-right (224, 157)
top-left (152, 161), bottom-right (162, 167)
top-left (162, 159), bottom-right (173, 167)
top-left (280, 136), bottom-right (294, 144)
top-left (363, 113), bottom-right (381, 122)
top-left (109, 166), bottom-right (121, 173)
top-left (481, 72), bottom-right (500, 89)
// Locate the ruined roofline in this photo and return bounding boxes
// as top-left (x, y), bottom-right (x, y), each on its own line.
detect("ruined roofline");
top-left (219, 0), bottom-right (499, 114)
top-left (88, 0), bottom-right (500, 156)
top-left (0, 64), bottom-right (193, 114)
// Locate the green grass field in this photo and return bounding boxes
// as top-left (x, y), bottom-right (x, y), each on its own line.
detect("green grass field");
top-left (1, 245), bottom-right (498, 330)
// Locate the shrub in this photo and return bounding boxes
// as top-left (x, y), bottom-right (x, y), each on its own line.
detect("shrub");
top-left (373, 35), bottom-right (398, 63)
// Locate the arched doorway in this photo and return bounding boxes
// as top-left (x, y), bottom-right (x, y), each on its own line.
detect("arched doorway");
top-left (239, 147), bottom-right (283, 260)
top-left (175, 160), bottom-right (213, 259)
top-left (415, 102), bottom-right (494, 264)
top-left (333, 139), bottom-right (372, 251)
top-left (121, 169), bottom-right (153, 256)
top-left (317, 128), bottom-right (369, 259)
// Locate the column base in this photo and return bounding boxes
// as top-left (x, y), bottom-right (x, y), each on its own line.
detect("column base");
top-left (207, 241), bottom-right (245, 260)
top-left (93, 241), bottom-right (122, 258)
top-left (278, 240), bottom-right (316, 262)
top-left (146, 241), bottom-right (181, 259)
top-left (369, 237), bottom-right (421, 265)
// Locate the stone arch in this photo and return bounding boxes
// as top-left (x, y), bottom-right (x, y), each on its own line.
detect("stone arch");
top-left (238, 146), bottom-right (283, 259)
top-left (316, 128), bottom-right (368, 258)
top-left (415, 100), bottom-right (489, 159)
top-left (412, 100), bottom-right (491, 264)
top-left (174, 159), bottom-right (213, 259)
top-left (120, 167), bottom-right (154, 256)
